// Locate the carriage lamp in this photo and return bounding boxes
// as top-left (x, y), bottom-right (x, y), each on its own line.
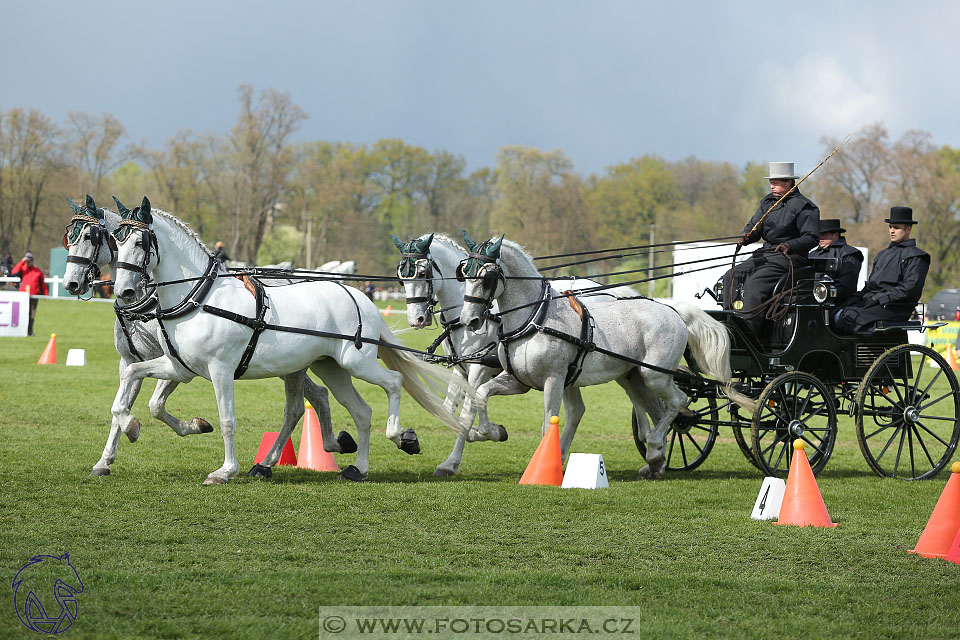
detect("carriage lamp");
top-left (713, 279), bottom-right (724, 297)
top-left (813, 278), bottom-right (837, 304)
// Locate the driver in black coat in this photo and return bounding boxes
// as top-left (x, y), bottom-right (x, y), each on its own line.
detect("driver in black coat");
top-left (833, 206), bottom-right (930, 335)
top-left (808, 218), bottom-right (863, 303)
top-left (724, 161), bottom-right (820, 333)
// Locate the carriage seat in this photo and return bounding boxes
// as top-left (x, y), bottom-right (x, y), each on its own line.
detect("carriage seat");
top-left (771, 265), bottom-right (815, 298)
top-left (872, 319), bottom-right (923, 333)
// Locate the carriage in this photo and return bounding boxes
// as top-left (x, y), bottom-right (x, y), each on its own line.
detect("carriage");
top-left (635, 256), bottom-right (960, 480)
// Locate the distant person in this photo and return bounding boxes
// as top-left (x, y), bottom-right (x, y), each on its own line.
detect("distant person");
top-left (214, 241), bottom-right (230, 263)
top-left (808, 218), bottom-right (863, 303)
top-left (11, 251), bottom-right (48, 336)
top-left (364, 281), bottom-right (375, 301)
top-left (723, 161), bottom-right (820, 333)
top-left (0, 252), bottom-right (13, 290)
top-left (834, 207), bottom-right (929, 335)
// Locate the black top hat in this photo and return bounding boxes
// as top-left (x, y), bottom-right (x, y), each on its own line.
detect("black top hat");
top-left (885, 206), bottom-right (918, 225)
top-left (819, 218), bottom-right (846, 234)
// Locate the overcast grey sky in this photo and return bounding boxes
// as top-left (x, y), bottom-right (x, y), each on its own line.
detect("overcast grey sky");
top-left (2, 0), bottom-right (957, 176)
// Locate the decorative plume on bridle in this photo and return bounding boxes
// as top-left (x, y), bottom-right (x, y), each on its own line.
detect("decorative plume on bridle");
top-left (112, 196), bottom-right (154, 242)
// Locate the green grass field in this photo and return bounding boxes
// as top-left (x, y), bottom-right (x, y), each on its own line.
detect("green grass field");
top-left (2, 299), bottom-right (960, 639)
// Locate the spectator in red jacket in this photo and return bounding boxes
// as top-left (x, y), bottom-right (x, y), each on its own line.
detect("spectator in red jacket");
top-left (11, 251), bottom-right (47, 335)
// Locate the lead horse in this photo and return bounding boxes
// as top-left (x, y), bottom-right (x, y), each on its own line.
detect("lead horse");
top-left (458, 232), bottom-right (754, 479)
top-left (60, 195), bottom-right (338, 477)
top-left (110, 197), bottom-right (470, 483)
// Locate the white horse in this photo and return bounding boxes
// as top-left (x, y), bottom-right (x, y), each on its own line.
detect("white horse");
top-left (458, 232), bottom-right (752, 479)
top-left (392, 232), bottom-right (638, 476)
top-left (61, 195), bottom-right (340, 477)
top-left (110, 197), bottom-right (469, 483)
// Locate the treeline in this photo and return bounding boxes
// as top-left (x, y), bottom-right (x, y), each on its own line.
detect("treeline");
top-left (2, 86), bottom-right (959, 292)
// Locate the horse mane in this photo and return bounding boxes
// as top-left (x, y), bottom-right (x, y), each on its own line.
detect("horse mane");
top-left (150, 208), bottom-right (215, 257)
top-left (498, 238), bottom-right (541, 277)
top-left (424, 233), bottom-right (466, 255)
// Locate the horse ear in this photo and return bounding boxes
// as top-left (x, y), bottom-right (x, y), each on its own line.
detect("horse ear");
top-left (462, 229), bottom-right (478, 251)
top-left (140, 196), bottom-right (151, 214)
top-left (423, 233), bottom-right (434, 251)
top-left (138, 196), bottom-right (153, 225)
top-left (112, 195), bottom-right (131, 216)
top-left (67, 197), bottom-right (82, 215)
top-left (85, 194), bottom-right (97, 214)
top-left (488, 234), bottom-right (504, 258)
top-left (390, 234), bottom-right (405, 252)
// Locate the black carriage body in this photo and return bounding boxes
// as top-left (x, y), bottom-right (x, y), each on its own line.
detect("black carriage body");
top-left (652, 261), bottom-right (959, 481)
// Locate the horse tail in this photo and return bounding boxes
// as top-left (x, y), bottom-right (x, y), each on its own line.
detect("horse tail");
top-left (377, 321), bottom-right (475, 433)
top-left (672, 302), bottom-right (757, 413)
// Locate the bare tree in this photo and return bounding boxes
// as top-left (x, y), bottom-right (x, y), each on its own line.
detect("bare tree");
top-left (818, 123), bottom-right (890, 224)
top-left (66, 111), bottom-right (131, 195)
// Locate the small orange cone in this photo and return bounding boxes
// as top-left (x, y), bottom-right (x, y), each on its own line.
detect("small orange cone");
top-left (297, 401), bottom-right (339, 472)
top-left (774, 441), bottom-right (838, 528)
top-left (37, 333), bottom-right (57, 365)
top-left (911, 462), bottom-right (960, 558)
top-left (519, 415), bottom-right (563, 486)
top-left (944, 525), bottom-right (960, 565)
top-left (384, 304), bottom-right (392, 317)
top-left (948, 345), bottom-right (959, 371)
top-left (254, 432), bottom-right (297, 466)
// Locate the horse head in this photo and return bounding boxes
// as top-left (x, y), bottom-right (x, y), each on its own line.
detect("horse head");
top-left (63, 194), bottom-right (117, 296)
top-left (458, 233), bottom-right (505, 332)
top-left (393, 233), bottom-right (437, 328)
top-left (112, 196), bottom-right (158, 302)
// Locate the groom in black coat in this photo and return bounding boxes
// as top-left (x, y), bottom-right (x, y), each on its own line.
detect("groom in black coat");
top-left (834, 206), bottom-right (930, 335)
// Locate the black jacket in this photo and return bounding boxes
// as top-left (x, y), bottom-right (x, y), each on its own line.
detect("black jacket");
top-left (742, 190), bottom-right (820, 255)
top-left (809, 240), bottom-right (864, 302)
top-left (860, 239), bottom-right (930, 311)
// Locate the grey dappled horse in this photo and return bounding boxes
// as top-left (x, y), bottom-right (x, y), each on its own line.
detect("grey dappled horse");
top-left (458, 232), bottom-right (752, 479)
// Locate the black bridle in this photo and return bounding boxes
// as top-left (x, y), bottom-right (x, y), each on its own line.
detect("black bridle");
top-left (456, 247), bottom-right (505, 311)
top-left (63, 214), bottom-right (117, 297)
top-left (112, 220), bottom-right (160, 285)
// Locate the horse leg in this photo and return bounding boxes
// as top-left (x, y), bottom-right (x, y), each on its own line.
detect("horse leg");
top-left (310, 359), bottom-right (372, 481)
top-left (248, 370), bottom-right (307, 478)
top-left (443, 374), bottom-right (466, 415)
top-left (347, 358), bottom-right (406, 450)
top-left (539, 374), bottom-right (566, 436)
top-left (93, 359), bottom-right (143, 476)
top-left (465, 372), bottom-right (530, 443)
top-left (461, 365), bottom-right (506, 441)
top-left (616, 371), bottom-right (658, 478)
top-left (148, 380), bottom-right (213, 436)
top-left (435, 372), bottom-right (531, 476)
top-left (204, 367), bottom-right (241, 485)
top-left (302, 375), bottom-right (341, 453)
top-left (636, 371), bottom-right (686, 480)
top-left (559, 387), bottom-right (586, 462)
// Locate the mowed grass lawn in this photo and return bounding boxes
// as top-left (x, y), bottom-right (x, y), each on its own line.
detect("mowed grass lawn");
top-left (2, 299), bottom-right (960, 639)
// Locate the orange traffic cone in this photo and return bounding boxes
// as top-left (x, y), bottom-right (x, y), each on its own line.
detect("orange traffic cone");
top-left (297, 402), bottom-right (339, 472)
top-left (774, 440), bottom-right (838, 528)
top-left (254, 432), bottom-right (297, 466)
top-left (37, 333), bottom-right (57, 365)
top-left (945, 525), bottom-right (960, 566)
top-left (948, 345), bottom-right (959, 371)
top-left (384, 304), bottom-right (392, 317)
top-left (519, 415), bottom-right (563, 486)
top-left (911, 462), bottom-right (960, 558)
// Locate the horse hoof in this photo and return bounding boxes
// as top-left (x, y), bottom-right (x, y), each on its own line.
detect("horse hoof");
top-left (90, 467), bottom-right (111, 477)
top-left (638, 465), bottom-right (664, 480)
top-left (202, 475), bottom-right (228, 485)
top-left (434, 467), bottom-right (457, 477)
top-left (488, 424), bottom-right (509, 442)
top-left (247, 463), bottom-right (273, 479)
top-left (336, 430), bottom-right (358, 454)
top-left (125, 418), bottom-right (141, 443)
top-left (399, 429), bottom-right (420, 455)
top-left (194, 418), bottom-right (213, 434)
top-left (339, 465), bottom-right (364, 482)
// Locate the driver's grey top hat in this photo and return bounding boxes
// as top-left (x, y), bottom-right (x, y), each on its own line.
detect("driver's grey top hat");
top-left (765, 161), bottom-right (800, 180)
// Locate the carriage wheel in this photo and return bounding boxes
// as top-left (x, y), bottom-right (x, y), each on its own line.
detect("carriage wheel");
top-left (633, 396), bottom-right (719, 472)
top-left (731, 411), bottom-right (762, 471)
top-left (751, 372), bottom-right (837, 478)
top-left (856, 344), bottom-right (960, 479)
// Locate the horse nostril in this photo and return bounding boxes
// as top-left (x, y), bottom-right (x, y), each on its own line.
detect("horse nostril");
top-left (65, 281), bottom-right (78, 292)
top-left (416, 316), bottom-right (425, 325)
